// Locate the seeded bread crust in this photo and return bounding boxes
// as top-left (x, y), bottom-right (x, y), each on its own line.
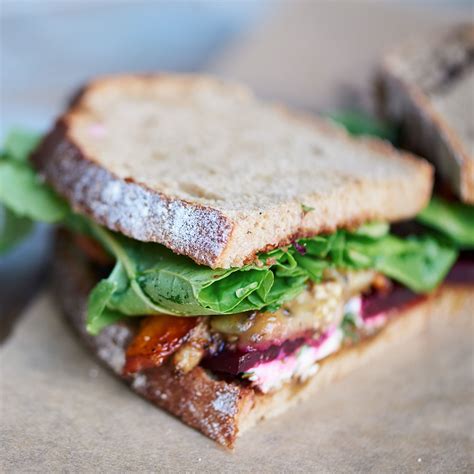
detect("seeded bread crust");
top-left (377, 24), bottom-right (474, 203)
top-left (52, 234), bottom-right (473, 448)
top-left (34, 75), bottom-right (433, 268)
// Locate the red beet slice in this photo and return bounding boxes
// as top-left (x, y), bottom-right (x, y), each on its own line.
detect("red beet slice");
top-left (361, 285), bottom-right (422, 320)
top-left (445, 253), bottom-right (474, 284)
top-left (202, 337), bottom-right (306, 375)
top-left (204, 281), bottom-right (434, 376)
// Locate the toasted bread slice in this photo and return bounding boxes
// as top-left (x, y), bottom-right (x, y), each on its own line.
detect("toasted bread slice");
top-left (34, 75), bottom-right (432, 268)
top-left (377, 24), bottom-right (474, 204)
top-left (52, 233), bottom-right (473, 449)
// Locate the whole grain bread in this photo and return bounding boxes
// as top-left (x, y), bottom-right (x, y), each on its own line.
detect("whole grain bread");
top-left (52, 234), bottom-right (473, 448)
top-left (377, 24), bottom-right (474, 203)
top-left (35, 75), bottom-right (433, 268)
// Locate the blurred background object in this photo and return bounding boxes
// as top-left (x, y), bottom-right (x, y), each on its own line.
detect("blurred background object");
top-left (0, 0), bottom-right (469, 339)
top-left (1, 0), bottom-right (270, 137)
top-left (209, 0), bottom-right (470, 112)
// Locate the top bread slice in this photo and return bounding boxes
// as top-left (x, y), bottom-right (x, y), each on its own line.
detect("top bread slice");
top-left (32, 74), bottom-right (433, 268)
top-left (377, 23), bottom-right (474, 204)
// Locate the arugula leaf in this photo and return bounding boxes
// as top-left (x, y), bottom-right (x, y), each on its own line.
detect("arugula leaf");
top-left (417, 196), bottom-right (474, 248)
top-left (0, 205), bottom-right (33, 253)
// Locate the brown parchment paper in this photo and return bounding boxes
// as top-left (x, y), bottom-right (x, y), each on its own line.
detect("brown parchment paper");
top-left (2, 2), bottom-right (473, 472)
top-left (1, 290), bottom-right (473, 472)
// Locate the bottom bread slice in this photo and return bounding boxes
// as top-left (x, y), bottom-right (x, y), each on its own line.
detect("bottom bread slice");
top-left (52, 237), bottom-right (474, 448)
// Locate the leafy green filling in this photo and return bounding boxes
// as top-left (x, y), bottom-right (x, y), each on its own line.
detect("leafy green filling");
top-left (83, 222), bottom-right (456, 334)
top-left (0, 206), bottom-right (33, 253)
top-left (417, 196), bottom-right (474, 248)
top-left (0, 130), bottom-right (44, 251)
top-left (0, 128), bottom-right (468, 336)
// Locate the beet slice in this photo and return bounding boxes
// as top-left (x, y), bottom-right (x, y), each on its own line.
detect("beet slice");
top-left (445, 253), bottom-right (474, 284)
top-left (361, 285), bottom-right (422, 320)
top-left (203, 337), bottom-right (306, 375)
top-left (204, 280), bottom-right (436, 376)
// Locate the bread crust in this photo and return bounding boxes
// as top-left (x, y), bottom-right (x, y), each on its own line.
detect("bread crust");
top-left (52, 233), bottom-right (474, 448)
top-left (52, 234), bottom-right (252, 447)
top-left (33, 74), bottom-right (433, 268)
top-left (377, 24), bottom-right (474, 203)
top-left (33, 120), bottom-right (233, 268)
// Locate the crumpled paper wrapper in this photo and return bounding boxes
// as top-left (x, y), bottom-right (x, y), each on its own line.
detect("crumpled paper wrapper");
top-left (1, 290), bottom-right (473, 472)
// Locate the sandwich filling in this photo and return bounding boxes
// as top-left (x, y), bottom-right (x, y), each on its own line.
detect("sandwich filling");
top-left (1, 130), bottom-right (474, 394)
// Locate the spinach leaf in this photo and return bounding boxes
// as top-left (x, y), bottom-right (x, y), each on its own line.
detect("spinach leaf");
top-left (344, 233), bottom-right (457, 292)
top-left (0, 205), bottom-right (33, 253)
top-left (3, 129), bottom-right (41, 163)
top-left (84, 221), bottom-right (456, 333)
top-left (0, 129), bottom-right (64, 252)
top-left (0, 160), bottom-right (69, 222)
top-left (86, 278), bottom-right (124, 335)
top-left (0, 129), bottom-right (68, 224)
top-left (417, 196), bottom-right (474, 248)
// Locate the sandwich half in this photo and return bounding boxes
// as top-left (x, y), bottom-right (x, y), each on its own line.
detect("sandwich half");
top-left (377, 23), bottom-right (473, 203)
top-left (0, 75), bottom-right (468, 447)
top-left (377, 23), bottom-right (474, 288)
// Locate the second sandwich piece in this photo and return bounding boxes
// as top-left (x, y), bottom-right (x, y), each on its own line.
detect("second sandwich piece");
top-left (377, 23), bottom-right (474, 283)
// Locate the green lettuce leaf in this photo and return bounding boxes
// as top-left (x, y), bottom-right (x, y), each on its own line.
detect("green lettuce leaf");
top-left (417, 196), bottom-right (474, 248)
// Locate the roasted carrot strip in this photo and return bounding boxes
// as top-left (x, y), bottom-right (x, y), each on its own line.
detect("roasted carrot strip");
top-left (124, 315), bottom-right (198, 375)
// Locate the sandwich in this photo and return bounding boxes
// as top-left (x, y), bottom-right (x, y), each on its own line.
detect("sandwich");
top-left (0, 75), bottom-right (470, 448)
top-left (377, 23), bottom-right (474, 285)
